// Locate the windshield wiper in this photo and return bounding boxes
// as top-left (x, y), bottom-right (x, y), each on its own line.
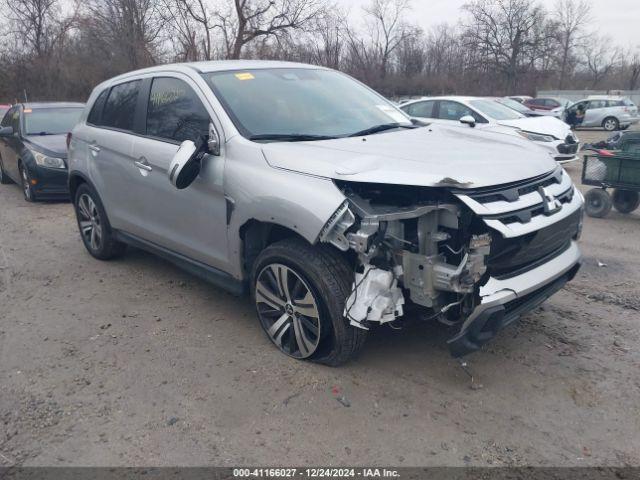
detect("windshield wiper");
top-left (249, 133), bottom-right (337, 142)
top-left (348, 123), bottom-right (416, 137)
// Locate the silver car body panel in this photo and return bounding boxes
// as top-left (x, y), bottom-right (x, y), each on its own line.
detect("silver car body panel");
top-left (69, 60), bottom-right (584, 357)
top-left (261, 125), bottom-right (558, 188)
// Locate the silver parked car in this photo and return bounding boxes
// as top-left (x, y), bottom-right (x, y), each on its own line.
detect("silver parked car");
top-left (564, 96), bottom-right (639, 131)
top-left (68, 61), bottom-right (583, 364)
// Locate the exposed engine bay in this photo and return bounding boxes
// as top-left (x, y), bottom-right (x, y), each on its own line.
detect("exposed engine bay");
top-left (320, 181), bottom-right (492, 330)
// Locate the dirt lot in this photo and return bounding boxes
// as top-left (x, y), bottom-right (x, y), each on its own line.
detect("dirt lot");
top-left (1, 127), bottom-right (639, 468)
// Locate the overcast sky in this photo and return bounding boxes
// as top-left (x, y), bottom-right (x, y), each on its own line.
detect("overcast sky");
top-left (343, 0), bottom-right (639, 49)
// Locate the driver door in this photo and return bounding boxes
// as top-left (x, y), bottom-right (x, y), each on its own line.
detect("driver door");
top-left (130, 75), bottom-right (229, 271)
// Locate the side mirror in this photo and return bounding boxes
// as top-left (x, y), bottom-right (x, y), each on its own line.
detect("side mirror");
top-left (168, 140), bottom-right (202, 189)
top-left (0, 126), bottom-right (14, 137)
top-left (460, 115), bottom-right (476, 128)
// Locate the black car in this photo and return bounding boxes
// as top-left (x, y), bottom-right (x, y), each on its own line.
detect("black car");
top-left (0, 102), bottom-right (84, 201)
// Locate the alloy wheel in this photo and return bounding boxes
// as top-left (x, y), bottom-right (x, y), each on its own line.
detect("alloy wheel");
top-left (603, 119), bottom-right (617, 131)
top-left (77, 193), bottom-right (103, 252)
top-left (255, 263), bottom-right (322, 359)
top-left (21, 167), bottom-right (32, 200)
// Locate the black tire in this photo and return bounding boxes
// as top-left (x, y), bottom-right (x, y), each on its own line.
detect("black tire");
top-left (584, 188), bottom-right (612, 218)
top-left (0, 156), bottom-right (12, 184)
top-left (18, 162), bottom-right (36, 202)
top-left (602, 117), bottom-right (619, 132)
top-left (73, 183), bottom-right (126, 260)
top-left (251, 238), bottom-right (367, 366)
top-left (612, 189), bottom-right (640, 214)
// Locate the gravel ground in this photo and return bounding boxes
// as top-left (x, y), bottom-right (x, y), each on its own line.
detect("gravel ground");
top-left (1, 126), bottom-right (639, 468)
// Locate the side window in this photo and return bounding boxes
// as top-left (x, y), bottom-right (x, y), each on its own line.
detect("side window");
top-left (606, 100), bottom-right (623, 107)
top-left (87, 89), bottom-right (109, 125)
top-left (405, 101), bottom-right (435, 118)
top-left (588, 100), bottom-right (606, 109)
top-left (146, 77), bottom-right (210, 143)
top-left (1, 107), bottom-right (15, 127)
top-left (438, 101), bottom-right (474, 121)
top-left (101, 80), bottom-right (141, 131)
top-left (545, 99), bottom-right (559, 108)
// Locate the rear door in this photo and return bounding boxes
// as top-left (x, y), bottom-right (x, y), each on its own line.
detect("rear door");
top-left (584, 100), bottom-right (607, 126)
top-left (85, 79), bottom-right (147, 236)
top-left (0, 106), bottom-right (22, 181)
top-left (129, 74), bottom-right (229, 269)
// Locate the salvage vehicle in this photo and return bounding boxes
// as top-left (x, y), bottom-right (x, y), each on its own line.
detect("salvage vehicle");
top-left (0, 102), bottom-right (84, 200)
top-left (400, 96), bottom-right (580, 163)
top-left (68, 61), bottom-right (584, 365)
top-left (564, 96), bottom-right (639, 131)
top-left (523, 97), bottom-right (571, 117)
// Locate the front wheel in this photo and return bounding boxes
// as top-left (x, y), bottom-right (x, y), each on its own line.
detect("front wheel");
top-left (612, 189), bottom-right (640, 214)
top-left (602, 117), bottom-right (619, 132)
top-left (73, 183), bottom-right (126, 260)
top-left (19, 163), bottom-right (36, 202)
top-left (585, 188), bottom-right (612, 218)
top-left (251, 238), bottom-right (367, 366)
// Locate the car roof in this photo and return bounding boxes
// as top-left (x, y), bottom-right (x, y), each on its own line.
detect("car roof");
top-left (107, 60), bottom-right (327, 84)
top-left (587, 95), bottom-right (625, 100)
top-left (18, 102), bottom-right (85, 109)
top-left (401, 96), bottom-right (482, 105)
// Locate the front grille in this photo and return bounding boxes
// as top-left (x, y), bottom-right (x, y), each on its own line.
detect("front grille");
top-left (487, 208), bottom-right (581, 278)
top-left (463, 168), bottom-right (563, 204)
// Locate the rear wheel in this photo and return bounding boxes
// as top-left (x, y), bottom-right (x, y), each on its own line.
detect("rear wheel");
top-left (251, 238), bottom-right (367, 366)
top-left (612, 189), bottom-right (640, 214)
top-left (73, 183), bottom-right (126, 260)
top-left (19, 163), bottom-right (36, 202)
top-left (585, 188), bottom-right (612, 218)
top-left (602, 117), bottom-right (619, 132)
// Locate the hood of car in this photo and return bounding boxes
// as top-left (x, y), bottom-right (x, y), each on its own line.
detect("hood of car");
top-left (260, 125), bottom-right (557, 189)
top-left (23, 134), bottom-right (68, 158)
top-left (497, 116), bottom-right (571, 139)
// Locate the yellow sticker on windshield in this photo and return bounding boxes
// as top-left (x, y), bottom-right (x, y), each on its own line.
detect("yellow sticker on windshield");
top-left (235, 72), bottom-right (255, 81)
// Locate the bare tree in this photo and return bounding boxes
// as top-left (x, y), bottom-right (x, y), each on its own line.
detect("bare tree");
top-left (362, 0), bottom-right (413, 77)
top-left (583, 34), bottom-right (621, 87)
top-left (85, 0), bottom-right (166, 70)
top-left (553, 0), bottom-right (591, 89)
top-left (463, 0), bottom-right (550, 93)
top-left (213, 0), bottom-right (326, 59)
top-left (624, 48), bottom-right (640, 90)
top-left (2, 0), bottom-right (75, 56)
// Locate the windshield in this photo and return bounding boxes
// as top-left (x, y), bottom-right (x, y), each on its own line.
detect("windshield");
top-left (24, 107), bottom-right (83, 135)
top-left (495, 98), bottom-right (531, 114)
top-left (203, 68), bottom-right (412, 140)
top-left (469, 100), bottom-right (524, 120)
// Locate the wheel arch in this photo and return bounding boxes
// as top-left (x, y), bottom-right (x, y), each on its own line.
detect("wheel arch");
top-left (68, 170), bottom-right (95, 202)
top-left (239, 220), bottom-right (314, 280)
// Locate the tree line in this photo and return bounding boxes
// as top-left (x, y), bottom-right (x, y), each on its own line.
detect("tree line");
top-left (1, 0), bottom-right (639, 103)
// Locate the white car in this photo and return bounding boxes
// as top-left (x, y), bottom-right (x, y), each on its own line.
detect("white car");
top-left (400, 96), bottom-right (580, 163)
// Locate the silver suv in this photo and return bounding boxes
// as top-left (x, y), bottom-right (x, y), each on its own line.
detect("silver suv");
top-left (68, 61), bottom-right (584, 365)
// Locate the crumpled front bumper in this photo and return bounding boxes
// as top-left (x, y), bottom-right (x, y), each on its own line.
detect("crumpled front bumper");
top-left (448, 240), bottom-right (582, 357)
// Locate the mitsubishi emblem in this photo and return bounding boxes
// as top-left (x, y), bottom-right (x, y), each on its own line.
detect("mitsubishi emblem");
top-left (538, 186), bottom-right (562, 215)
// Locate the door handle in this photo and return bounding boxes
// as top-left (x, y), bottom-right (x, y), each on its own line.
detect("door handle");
top-left (134, 160), bottom-right (152, 172)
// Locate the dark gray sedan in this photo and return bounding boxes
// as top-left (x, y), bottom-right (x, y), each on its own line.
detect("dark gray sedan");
top-left (0, 102), bottom-right (84, 201)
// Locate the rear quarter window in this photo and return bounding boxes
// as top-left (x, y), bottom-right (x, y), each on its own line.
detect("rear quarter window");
top-left (101, 80), bottom-right (141, 131)
top-left (87, 89), bottom-right (109, 125)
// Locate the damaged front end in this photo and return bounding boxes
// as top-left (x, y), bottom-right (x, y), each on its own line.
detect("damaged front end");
top-left (319, 181), bottom-right (492, 348)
